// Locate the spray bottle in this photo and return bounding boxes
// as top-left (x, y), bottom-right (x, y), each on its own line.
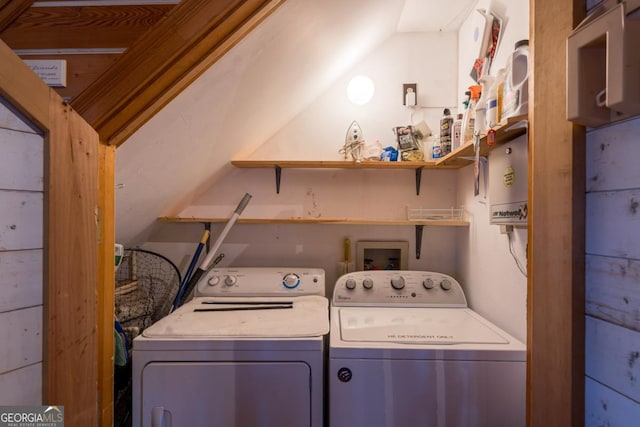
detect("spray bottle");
top-left (461, 85), bottom-right (482, 144)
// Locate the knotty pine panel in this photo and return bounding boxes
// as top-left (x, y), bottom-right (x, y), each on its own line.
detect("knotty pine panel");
top-left (0, 363), bottom-right (42, 405)
top-left (585, 377), bottom-right (640, 426)
top-left (0, 306), bottom-right (42, 374)
top-left (1, 4), bottom-right (174, 49)
top-left (0, 127), bottom-right (43, 191)
top-left (0, 190), bottom-right (43, 251)
top-left (586, 117), bottom-right (640, 193)
top-left (0, 249), bottom-right (43, 313)
top-left (585, 316), bottom-right (640, 403)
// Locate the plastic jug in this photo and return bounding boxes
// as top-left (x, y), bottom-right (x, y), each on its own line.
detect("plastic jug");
top-left (502, 40), bottom-right (529, 119)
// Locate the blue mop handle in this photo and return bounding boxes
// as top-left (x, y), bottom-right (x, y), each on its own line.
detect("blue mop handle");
top-left (171, 229), bottom-right (210, 312)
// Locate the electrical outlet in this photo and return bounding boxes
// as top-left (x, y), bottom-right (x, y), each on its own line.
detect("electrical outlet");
top-left (403, 83), bottom-right (417, 106)
top-left (500, 225), bottom-right (514, 234)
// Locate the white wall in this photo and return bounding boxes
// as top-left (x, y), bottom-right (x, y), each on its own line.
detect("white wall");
top-left (144, 3), bottom-right (529, 341)
top-left (0, 100), bottom-right (44, 404)
top-left (146, 31), bottom-right (462, 294)
top-left (453, 0), bottom-right (529, 341)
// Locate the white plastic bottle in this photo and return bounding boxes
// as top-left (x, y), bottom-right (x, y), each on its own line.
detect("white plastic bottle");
top-left (431, 137), bottom-right (442, 160)
top-left (502, 40), bottom-right (529, 119)
top-left (451, 113), bottom-right (463, 151)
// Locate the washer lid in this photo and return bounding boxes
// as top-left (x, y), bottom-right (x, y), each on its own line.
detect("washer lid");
top-left (143, 295), bottom-right (329, 338)
top-left (338, 307), bottom-right (509, 345)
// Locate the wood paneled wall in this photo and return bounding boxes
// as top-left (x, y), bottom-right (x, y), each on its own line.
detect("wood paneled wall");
top-left (585, 116), bottom-right (640, 425)
top-left (0, 100), bottom-right (44, 405)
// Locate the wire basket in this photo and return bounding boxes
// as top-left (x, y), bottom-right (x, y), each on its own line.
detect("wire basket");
top-left (406, 206), bottom-right (466, 221)
top-left (115, 249), bottom-right (181, 343)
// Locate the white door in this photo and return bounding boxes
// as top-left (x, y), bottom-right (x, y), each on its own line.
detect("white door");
top-left (142, 361), bottom-right (311, 427)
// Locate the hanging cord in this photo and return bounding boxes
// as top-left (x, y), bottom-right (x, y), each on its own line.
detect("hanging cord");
top-left (507, 229), bottom-right (527, 277)
top-left (338, 139), bottom-right (364, 161)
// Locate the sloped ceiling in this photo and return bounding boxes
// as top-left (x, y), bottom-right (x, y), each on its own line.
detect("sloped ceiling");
top-left (0, 0), bottom-right (476, 245)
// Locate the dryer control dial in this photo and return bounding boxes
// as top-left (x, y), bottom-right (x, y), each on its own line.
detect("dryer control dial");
top-left (390, 276), bottom-right (405, 290)
top-left (423, 278), bottom-right (435, 289)
top-left (345, 278), bottom-right (357, 290)
top-left (224, 275), bottom-right (237, 286)
top-left (282, 273), bottom-right (301, 289)
top-left (440, 279), bottom-right (452, 291)
top-left (207, 275), bottom-right (220, 286)
top-left (362, 278), bottom-right (374, 290)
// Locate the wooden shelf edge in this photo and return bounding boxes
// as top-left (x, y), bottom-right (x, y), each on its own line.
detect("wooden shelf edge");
top-left (436, 114), bottom-right (528, 167)
top-left (230, 159), bottom-right (460, 169)
top-left (159, 217), bottom-right (470, 227)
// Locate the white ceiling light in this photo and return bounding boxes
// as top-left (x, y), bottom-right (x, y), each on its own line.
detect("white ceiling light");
top-left (347, 75), bottom-right (375, 105)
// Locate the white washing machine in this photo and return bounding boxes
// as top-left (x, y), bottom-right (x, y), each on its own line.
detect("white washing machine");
top-left (132, 267), bottom-right (328, 427)
top-left (329, 270), bottom-right (526, 427)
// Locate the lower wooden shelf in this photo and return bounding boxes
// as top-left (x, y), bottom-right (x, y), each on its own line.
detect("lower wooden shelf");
top-left (159, 217), bottom-right (469, 259)
top-left (159, 217), bottom-right (469, 226)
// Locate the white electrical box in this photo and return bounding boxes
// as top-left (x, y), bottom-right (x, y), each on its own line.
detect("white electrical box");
top-left (489, 135), bottom-right (528, 225)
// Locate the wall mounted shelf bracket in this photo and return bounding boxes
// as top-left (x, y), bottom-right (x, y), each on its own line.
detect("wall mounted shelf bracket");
top-left (415, 166), bottom-right (423, 195)
top-left (415, 225), bottom-right (424, 259)
top-left (275, 165), bottom-right (282, 194)
top-left (567, 0), bottom-right (640, 127)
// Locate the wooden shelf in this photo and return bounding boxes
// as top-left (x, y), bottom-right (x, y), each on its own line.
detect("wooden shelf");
top-left (436, 114), bottom-right (528, 167)
top-left (230, 160), bottom-right (457, 169)
top-left (159, 216), bottom-right (469, 260)
top-left (230, 116), bottom-right (527, 192)
top-left (159, 217), bottom-right (470, 227)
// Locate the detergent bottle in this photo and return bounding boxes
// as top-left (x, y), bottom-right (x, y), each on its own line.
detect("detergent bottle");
top-left (461, 85), bottom-right (482, 144)
top-left (439, 108), bottom-right (454, 155)
top-left (502, 40), bottom-right (530, 119)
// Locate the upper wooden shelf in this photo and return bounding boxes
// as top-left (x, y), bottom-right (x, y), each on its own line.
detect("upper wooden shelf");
top-left (436, 114), bottom-right (528, 167)
top-left (231, 115), bottom-right (526, 194)
top-left (230, 160), bottom-right (458, 169)
top-left (231, 115), bottom-right (527, 171)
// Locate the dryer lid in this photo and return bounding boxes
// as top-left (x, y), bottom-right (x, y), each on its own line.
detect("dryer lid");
top-left (143, 295), bottom-right (329, 338)
top-left (338, 307), bottom-right (509, 345)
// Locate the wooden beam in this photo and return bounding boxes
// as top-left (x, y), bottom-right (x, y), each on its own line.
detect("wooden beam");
top-left (0, 38), bottom-right (49, 129)
top-left (0, 0), bottom-right (33, 32)
top-left (97, 143), bottom-right (115, 427)
top-left (72, 0), bottom-right (286, 146)
top-left (44, 94), bottom-right (98, 427)
top-left (528, 0), bottom-right (585, 426)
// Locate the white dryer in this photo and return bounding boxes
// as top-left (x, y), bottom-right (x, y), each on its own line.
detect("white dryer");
top-left (329, 270), bottom-right (526, 427)
top-left (132, 267), bottom-right (328, 427)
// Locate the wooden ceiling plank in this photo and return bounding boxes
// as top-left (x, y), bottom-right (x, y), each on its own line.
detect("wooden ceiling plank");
top-left (0, 0), bottom-right (34, 32)
top-left (72, 0), bottom-right (286, 146)
top-left (1, 4), bottom-right (174, 49)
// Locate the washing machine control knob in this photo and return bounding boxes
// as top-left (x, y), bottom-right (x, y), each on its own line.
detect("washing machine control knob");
top-left (362, 278), bottom-right (374, 290)
top-left (345, 278), bottom-right (357, 290)
top-left (282, 273), bottom-right (300, 289)
top-left (391, 276), bottom-right (405, 290)
top-left (423, 278), bottom-right (435, 289)
top-left (224, 275), bottom-right (237, 286)
top-left (207, 275), bottom-right (220, 286)
top-left (440, 279), bottom-right (452, 291)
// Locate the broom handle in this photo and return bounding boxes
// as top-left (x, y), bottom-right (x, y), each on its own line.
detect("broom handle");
top-left (198, 193), bottom-right (252, 270)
